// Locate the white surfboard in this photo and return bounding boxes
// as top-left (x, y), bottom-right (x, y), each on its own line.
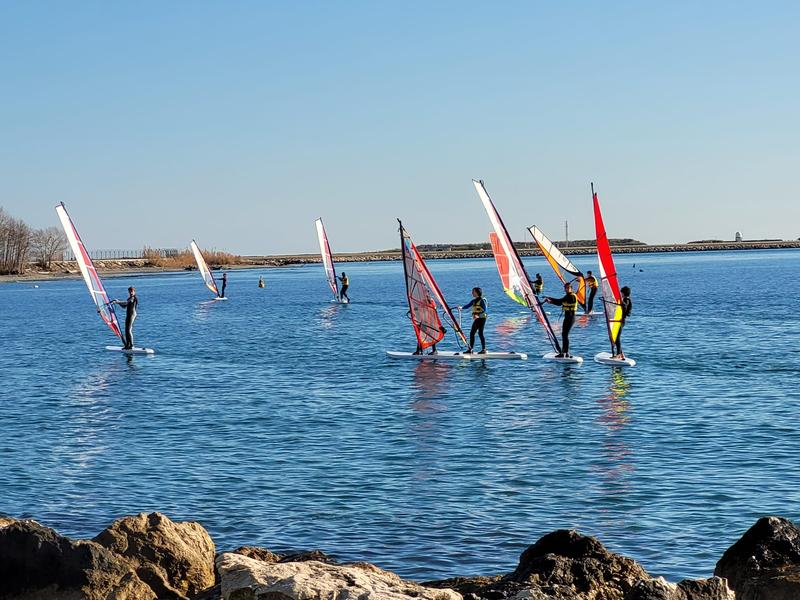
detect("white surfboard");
top-left (386, 350), bottom-right (527, 361)
top-left (106, 346), bottom-right (156, 355)
top-left (580, 311), bottom-right (603, 317)
top-left (594, 352), bottom-right (636, 367)
top-left (213, 296), bottom-right (229, 301)
top-left (542, 351), bottom-right (584, 364)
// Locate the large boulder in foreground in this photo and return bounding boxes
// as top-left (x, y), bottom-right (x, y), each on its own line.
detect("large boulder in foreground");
top-left (93, 512), bottom-right (215, 600)
top-left (0, 519), bottom-right (155, 600)
top-left (428, 530), bottom-right (648, 599)
top-left (216, 552), bottom-right (462, 600)
top-left (714, 516), bottom-right (800, 600)
top-left (627, 577), bottom-right (734, 600)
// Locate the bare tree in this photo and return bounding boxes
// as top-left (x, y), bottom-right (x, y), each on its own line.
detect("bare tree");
top-left (0, 209), bottom-right (32, 275)
top-left (33, 226), bottom-right (67, 270)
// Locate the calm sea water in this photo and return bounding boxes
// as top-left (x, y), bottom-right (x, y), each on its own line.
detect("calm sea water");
top-left (2, 250), bottom-right (800, 581)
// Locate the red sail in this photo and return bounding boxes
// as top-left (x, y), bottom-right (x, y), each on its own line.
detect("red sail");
top-left (400, 222), bottom-right (446, 349)
top-left (593, 185), bottom-right (624, 351)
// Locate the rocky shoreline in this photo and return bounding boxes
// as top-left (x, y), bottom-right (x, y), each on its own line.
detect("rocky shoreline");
top-left (2, 513), bottom-right (799, 599)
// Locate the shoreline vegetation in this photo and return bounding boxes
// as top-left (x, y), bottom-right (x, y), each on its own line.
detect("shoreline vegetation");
top-left (2, 239), bottom-right (800, 284)
top-left (1, 511), bottom-right (798, 599)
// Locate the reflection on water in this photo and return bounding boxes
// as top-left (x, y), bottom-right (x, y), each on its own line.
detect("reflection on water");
top-left (593, 370), bottom-right (635, 500)
top-left (494, 315), bottom-right (531, 336)
top-left (318, 303), bottom-right (344, 328)
top-left (412, 360), bottom-right (451, 403)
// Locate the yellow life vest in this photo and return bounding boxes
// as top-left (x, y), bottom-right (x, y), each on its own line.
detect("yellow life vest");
top-left (586, 276), bottom-right (598, 289)
top-left (341, 276), bottom-right (349, 286)
top-left (472, 298), bottom-right (487, 318)
top-left (562, 292), bottom-right (578, 312)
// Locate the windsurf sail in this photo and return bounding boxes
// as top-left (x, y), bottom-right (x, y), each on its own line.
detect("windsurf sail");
top-left (592, 183), bottom-right (624, 352)
top-left (55, 203), bottom-right (123, 341)
top-left (399, 220), bottom-right (467, 349)
top-left (314, 218), bottom-right (339, 300)
top-left (473, 179), bottom-right (561, 353)
top-left (528, 225), bottom-right (586, 307)
top-left (489, 232), bottom-right (526, 306)
top-left (190, 240), bottom-right (220, 297)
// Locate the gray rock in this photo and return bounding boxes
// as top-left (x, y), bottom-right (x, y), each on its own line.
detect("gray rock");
top-left (627, 577), bottom-right (734, 600)
top-left (0, 519), bottom-right (155, 600)
top-left (216, 552), bottom-right (461, 600)
top-left (714, 516), bottom-right (800, 600)
top-left (93, 512), bottom-right (216, 600)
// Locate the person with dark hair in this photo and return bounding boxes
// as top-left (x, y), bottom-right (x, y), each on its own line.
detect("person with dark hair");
top-left (584, 270), bottom-right (598, 313)
top-left (532, 273), bottom-right (544, 295)
top-left (544, 282), bottom-right (578, 358)
top-left (614, 286), bottom-right (633, 359)
top-left (338, 272), bottom-right (350, 302)
top-left (461, 287), bottom-right (488, 354)
top-left (219, 273), bottom-right (228, 298)
top-left (112, 287), bottom-right (138, 350)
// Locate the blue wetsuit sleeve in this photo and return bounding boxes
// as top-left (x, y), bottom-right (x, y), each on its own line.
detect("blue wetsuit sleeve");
top-left (462, 298), bottom-right (477, 310)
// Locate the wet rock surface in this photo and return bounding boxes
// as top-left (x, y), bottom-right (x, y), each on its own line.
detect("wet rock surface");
top-left (714, 515), bottom-right (800, 600)
top-left (628, 577), bottom-right (734, 600)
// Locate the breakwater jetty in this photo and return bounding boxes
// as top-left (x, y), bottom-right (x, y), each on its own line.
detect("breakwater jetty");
top-left (1, 512), bottom-right (798, 599)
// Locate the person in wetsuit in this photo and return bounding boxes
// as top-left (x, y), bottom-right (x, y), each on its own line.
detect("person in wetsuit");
top-left (112, 287), bottom-right (138, 350)
top-left (584, 271), bottom-right (598, 313)
top-left (219, 273), bottom-right (228, 298)
top-left (614, 286), bottom-right (633, 359)
top-left (544, 282), bottom-right (578, 358)
top-left (338, 272), bottom-right (350, 302)
top-left (532, 273), bottom-right (544, 295)
top-left (258, 276), bottom-right (265, 288)
top-left (461, 287), bottom-right (488, 354)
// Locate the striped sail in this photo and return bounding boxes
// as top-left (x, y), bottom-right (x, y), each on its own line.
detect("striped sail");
top-left (592, 184), bottom-right (624, 351)
top-left (528, 225), bottom-right (586, 307)
top-left (55, 203), bottom-right (123, 341)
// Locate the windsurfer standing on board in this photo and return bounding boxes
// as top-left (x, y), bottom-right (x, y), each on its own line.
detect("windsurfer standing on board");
top-left (613, 286), bottom-right (633, 359)
top-left (584, 271), bottom-right (598, 313)
top-left (544, 282), bottom-right (578, 358)
top-left (338, 272), bottom-right (350, 302)
top-left (532, 273), bottom-right (544, 296)
top-left (219, 273), bottom-right (228, 298)
top-left (111, 287), bottom-right (138, 350)
top-left (461, 287), bottom-right (488, 354)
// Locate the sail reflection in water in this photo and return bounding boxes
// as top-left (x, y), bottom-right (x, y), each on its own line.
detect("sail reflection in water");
top-left (593, 370), bottom-right (635, 500)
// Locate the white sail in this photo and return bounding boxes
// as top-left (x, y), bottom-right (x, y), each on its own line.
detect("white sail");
top-left (315, 218), bottom-right (339, 300)
top-left (190, 240), bottom-right (220, 296)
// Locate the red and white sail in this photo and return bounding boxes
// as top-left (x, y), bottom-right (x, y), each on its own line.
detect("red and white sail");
top-left (314, 218), bottom-right (339, 300)
top-left (190, 240), bottom-right (220, 297)
top-left (55, 203), bottom-right (123, 341)
top-left (399, 220), bottom-right (467, 349)
top-left (473, 179), bottom-right (561, 353)
top-left (592, 184), bottom-right (624, 352)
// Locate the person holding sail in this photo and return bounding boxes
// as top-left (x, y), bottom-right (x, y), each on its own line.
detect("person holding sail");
top-left (338, 272), bottom-right (350, 302)
top-left (461, 287), bottom-right (488, 354)
top-left (613, 286), bottom-right (633, 359)
top-left (584, 270), bottom-right (598, 313)
top-left (112, 287), bottom-right (138, 350)
top-left (544, 282), bottom-right (578, 358)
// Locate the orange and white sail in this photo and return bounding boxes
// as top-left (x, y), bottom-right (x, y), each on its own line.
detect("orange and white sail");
top-left (528, 225), bottom-right (586, 307)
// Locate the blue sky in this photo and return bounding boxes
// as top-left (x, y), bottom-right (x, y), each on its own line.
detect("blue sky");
top-left (1, 2), bottom-right (798, 254)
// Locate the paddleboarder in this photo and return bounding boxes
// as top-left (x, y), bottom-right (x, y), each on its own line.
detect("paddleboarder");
top-left (461, 287), bottom-right (488, 354)
top-left (613, 286), bottom-right (633, 359)
top-left (544, 282), bottom-right (578, 358)
top-left (585, 271), bottom-right (598, 313)
top-left (112, 287), bottom-right (138, 350)
top-left (338, 272), bottom-right (350, 302)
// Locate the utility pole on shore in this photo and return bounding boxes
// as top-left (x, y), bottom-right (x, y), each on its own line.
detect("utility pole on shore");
top-left (564, 220), bottom-right (569, 248)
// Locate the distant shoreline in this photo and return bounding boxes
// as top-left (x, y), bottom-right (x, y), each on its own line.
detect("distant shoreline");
top-left (2, 240), bottom-right (799, 284)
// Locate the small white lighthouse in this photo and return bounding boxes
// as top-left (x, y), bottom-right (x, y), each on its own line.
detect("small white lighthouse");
top-left (735, 231), bottom-right (743, 242)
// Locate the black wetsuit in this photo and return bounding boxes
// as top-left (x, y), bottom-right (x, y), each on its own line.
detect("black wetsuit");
top-left (117, 295), bottom-right (138, 349)
top-left (220, 275), bottom-right (227, 298)
top-left (615, 296), bottom-right (633, 355)
top-left (548, 292), bottom-right (578, 355)
top-left (462, 297), bottom-right (488, 351)
top-left (585, 277), bottom-right (598, 312)
top-left (533, 277), bottom-right (544, 295)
